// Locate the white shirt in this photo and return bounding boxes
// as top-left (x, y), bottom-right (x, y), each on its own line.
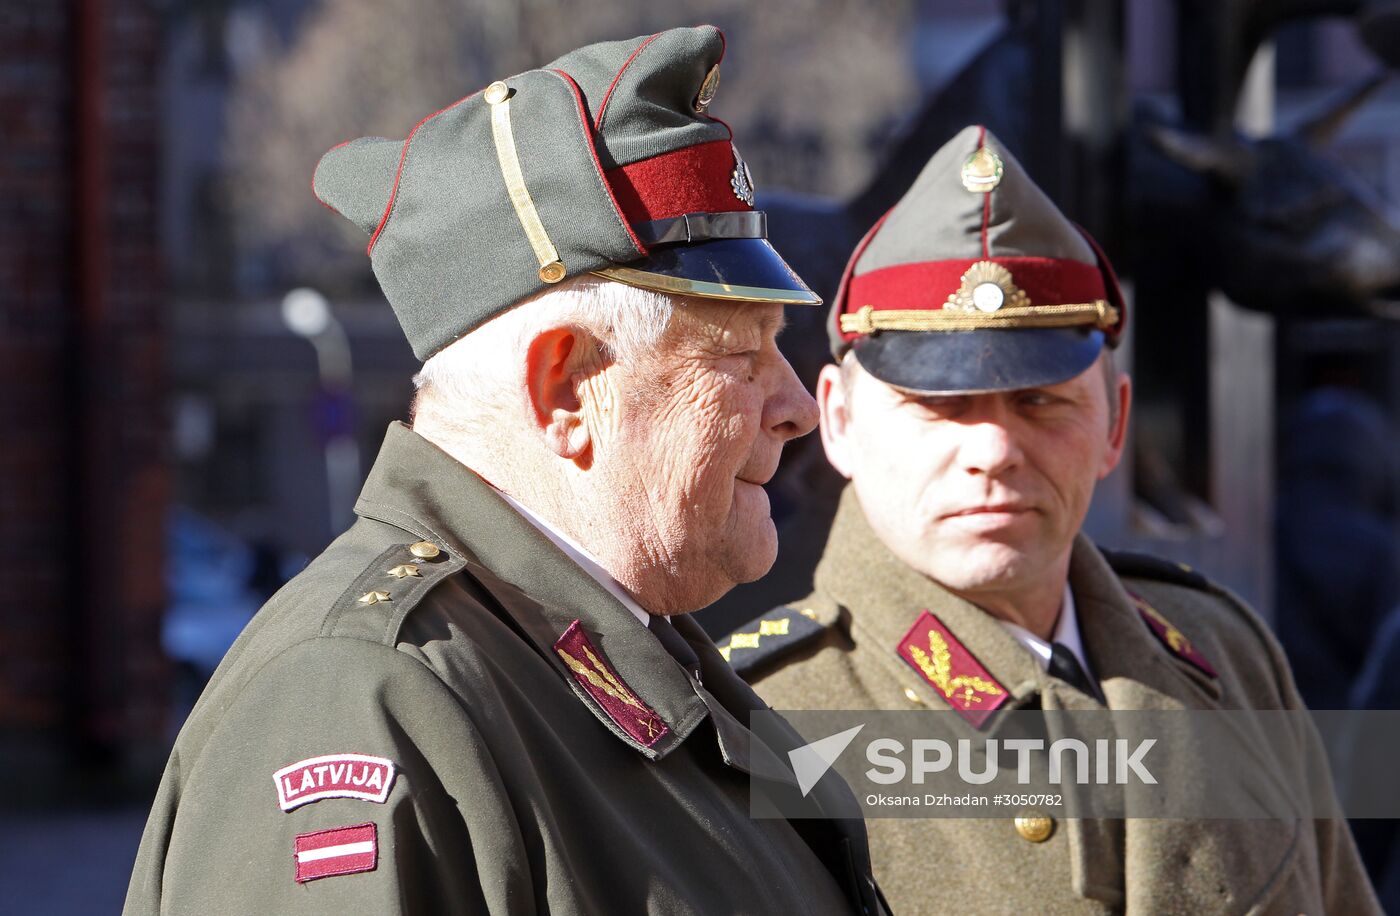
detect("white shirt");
top-left (494, 489), bottom-right (652, 628)
top-left (998, 583), bottom-right (1095, 680)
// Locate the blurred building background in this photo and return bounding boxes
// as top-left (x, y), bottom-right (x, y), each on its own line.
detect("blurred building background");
top-left (2, 0), bottom-right (1398, 910)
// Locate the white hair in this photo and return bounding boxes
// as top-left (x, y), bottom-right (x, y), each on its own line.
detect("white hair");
top-left (410, 274), bottom-right (675, 439)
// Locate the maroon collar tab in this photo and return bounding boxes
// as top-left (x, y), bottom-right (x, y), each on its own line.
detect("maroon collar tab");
top-left (1129, 592), bottom-right (1218, 678)
top-left (897, 610), bottom-right (1009, 728)
top-left (555, 619), bottom-right (670, 748)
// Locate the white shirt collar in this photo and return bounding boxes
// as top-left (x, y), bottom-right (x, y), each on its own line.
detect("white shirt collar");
top-left (998, 583), bottom-right (1094, 678)
top-left (493, 489), bottom-right (652, 628)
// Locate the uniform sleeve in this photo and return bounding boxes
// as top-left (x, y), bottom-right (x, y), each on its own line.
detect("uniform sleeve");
top-left (1241, 601), bottom-right (1384, 915)
top-left (141, 637), bottom-right (535, 915)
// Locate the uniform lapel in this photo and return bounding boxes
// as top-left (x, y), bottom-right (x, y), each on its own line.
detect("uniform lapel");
top-left (671, 611), bottom-right (887, 916)
top-left (352, 422), bottom-right (709, 759)
top-left (1069, 536), bottom-right (1222, 711)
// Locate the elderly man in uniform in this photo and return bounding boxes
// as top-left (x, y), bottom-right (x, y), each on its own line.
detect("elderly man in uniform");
top-left (721, 126), bottom-right (1379, 914)
top-left (125, 28), bottom-right (888, 915)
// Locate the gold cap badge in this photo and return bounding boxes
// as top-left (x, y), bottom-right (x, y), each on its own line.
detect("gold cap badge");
top-left (946, 261), bottom-right (1029, 313)
top-left (960, 145), bottom-right (1004, 193)
top-left (694, 64), bottom-right (720, 113)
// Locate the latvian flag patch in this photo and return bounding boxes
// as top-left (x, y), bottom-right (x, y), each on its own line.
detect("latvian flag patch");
top-left (293, 823), bottom-right (378, 883)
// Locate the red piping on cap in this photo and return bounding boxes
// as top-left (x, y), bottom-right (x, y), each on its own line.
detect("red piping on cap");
top-left (692, 24), bottom-right (727, 129)
top-left (829, 207), bottom-right (895, 352)
top-left (1073, 223), bottom-right (1127, 343)
top-left (605, 139), bottom-right (750, 224)
top-left (550, 69), bottom-right (645, 255)
top-left (977, 125), bottom-right (992, 259)
top-left (312, 137), bottom-right (356, 216)
top-left (704, 113), bottom-right (737, 142)
top-left (368, 88), bottom-right (482, 255)
top-left (709, 24), bottom-right (727, 64)
top-left (595, 32), bottom-right (661, 130)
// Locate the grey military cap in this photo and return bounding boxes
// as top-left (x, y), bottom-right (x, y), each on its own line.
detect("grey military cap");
top-left (828, 124), bottom-right (1127, 394)
top-left (314, 26), bottom-right (818, 360)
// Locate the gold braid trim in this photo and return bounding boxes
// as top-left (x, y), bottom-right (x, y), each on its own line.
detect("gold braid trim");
top-left (908, 630), bottom-right (1005, 707)
top-left (486, 81), bottom-right (565, 283)
top-left (1133, 597), bottom-right (1195, 656)
top-left (556, 648), bottom-right (645, 710)
top-left (840, 301), bottom-right (1118, 335)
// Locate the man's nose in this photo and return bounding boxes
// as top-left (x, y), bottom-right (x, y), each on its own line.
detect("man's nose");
top-left (958, 419), bottom-right (1023, 476)
top-left (765, 354), bottom-right (819, 442)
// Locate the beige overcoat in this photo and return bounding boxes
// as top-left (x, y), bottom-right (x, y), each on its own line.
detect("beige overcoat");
top-left (727, 487), bottom-right (1379, 916)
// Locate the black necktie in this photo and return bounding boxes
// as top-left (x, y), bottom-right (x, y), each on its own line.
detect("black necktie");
top-left (1048, 642), bottom-right (1104, 704)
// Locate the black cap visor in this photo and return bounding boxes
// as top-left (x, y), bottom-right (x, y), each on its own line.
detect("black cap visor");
top-left (851, 326), bottom-right (1106, 395)
top-left (595, 236), bottom-right (820, 305)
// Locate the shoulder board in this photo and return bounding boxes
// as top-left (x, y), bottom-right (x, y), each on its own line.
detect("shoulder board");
top-left (718, 605), bottom-right (832, 676)
top-left (1125, 589), bottom-right (1219, 679)
top-left (1097, 546), bottom-right (1211, 591)
top-left (322, 538), bottom-right (467, 644)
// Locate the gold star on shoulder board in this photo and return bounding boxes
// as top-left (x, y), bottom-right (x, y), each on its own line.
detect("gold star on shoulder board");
top-left (358, 590), bottom-right (392, 605)
top-left (386, 565), bottom-right (422, 579)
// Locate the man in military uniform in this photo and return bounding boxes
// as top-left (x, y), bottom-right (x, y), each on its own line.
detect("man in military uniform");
top-left (722, 125), bottom-right (1379, 913)
top-left (125, 28), bottom-right (886, 915)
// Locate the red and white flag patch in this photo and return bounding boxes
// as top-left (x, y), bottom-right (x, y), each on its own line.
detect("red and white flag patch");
top-left (274, 753), bottom-right (396, 812)
top-left (294, 823), bottom-right (377, 883)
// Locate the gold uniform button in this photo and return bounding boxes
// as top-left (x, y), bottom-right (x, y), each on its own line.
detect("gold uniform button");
top-left (902, 687), bottom-right (924, 706)
top-left (538, 260), bottom-right (566, 284)
top-left (409, 540), bottom-right (441, 560)
top-left (1014, 814), bottom-right (1055, 843)
top-left (484, 80), bottom-right (510, 105)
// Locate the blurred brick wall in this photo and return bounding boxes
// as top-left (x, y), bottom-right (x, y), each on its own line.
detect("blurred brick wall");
top-left (0, 0), bottom-right (166, 774)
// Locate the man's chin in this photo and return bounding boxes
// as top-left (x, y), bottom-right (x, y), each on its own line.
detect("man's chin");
top-left (925, 540), bottom-right (1037, 591)
top-left (733, 519), bottom-right (779, 583)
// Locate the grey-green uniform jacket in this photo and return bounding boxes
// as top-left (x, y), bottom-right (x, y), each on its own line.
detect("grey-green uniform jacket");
top-left (124, 423), bottom-right (887, 915)
top-left (724, 488), bottom-right (1379, 915)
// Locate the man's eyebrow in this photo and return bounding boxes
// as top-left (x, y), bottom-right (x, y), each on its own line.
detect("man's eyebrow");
top-left (758, 310), bottom-right (788, 337)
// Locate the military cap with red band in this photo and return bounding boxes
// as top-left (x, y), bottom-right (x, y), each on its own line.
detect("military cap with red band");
top-left (313, 26), bottom-right (817, 361)
top-left (828, 124), bottom-right (1127, 394)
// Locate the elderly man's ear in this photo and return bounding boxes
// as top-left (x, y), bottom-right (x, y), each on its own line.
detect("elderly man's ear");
top-left (524, 327), bottom-right (612, 462)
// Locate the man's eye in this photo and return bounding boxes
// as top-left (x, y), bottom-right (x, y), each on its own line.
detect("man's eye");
top-left (1017, 392), bottom-right (1058, 407)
